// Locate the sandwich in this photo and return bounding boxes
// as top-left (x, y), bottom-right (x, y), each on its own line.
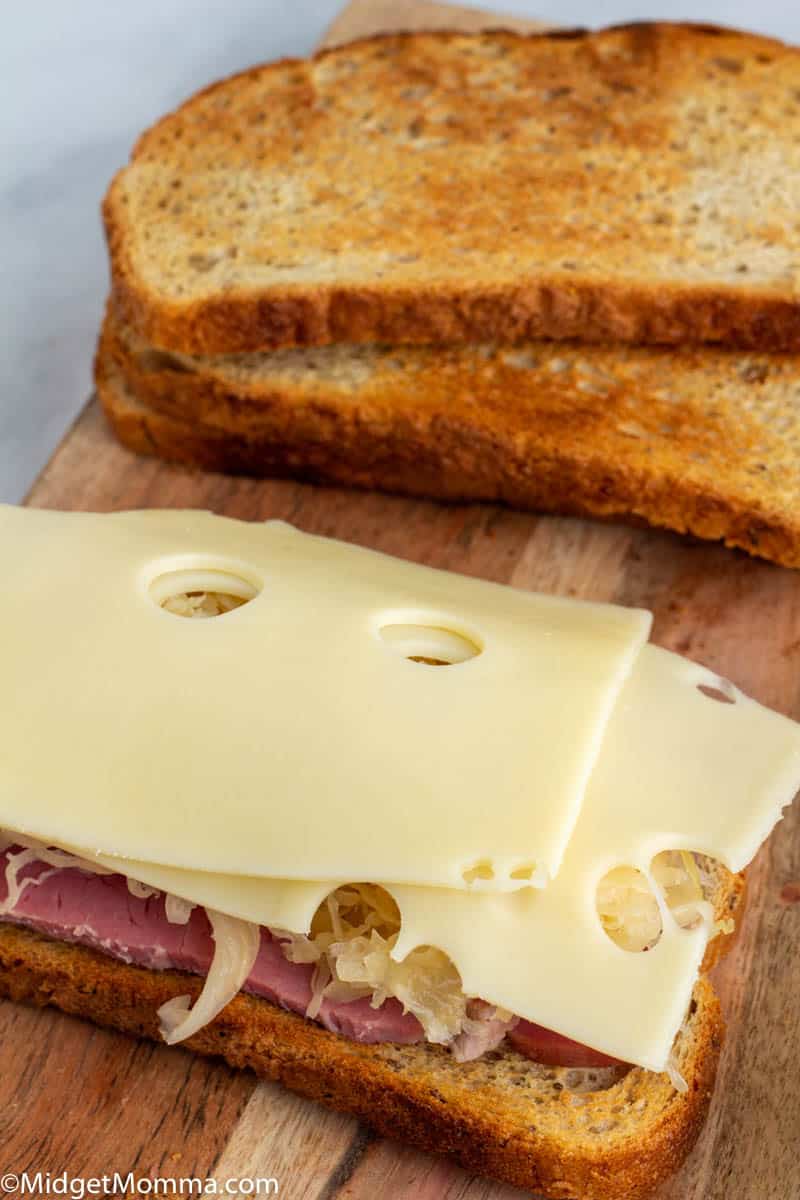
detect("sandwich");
top-left (94, 22), bottom-right (800, 569)
top-left (1, 504), bottom-right (797, 1199)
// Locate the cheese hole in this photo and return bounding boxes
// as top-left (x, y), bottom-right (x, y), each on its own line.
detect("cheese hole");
top-left (151, 568), bottom-right (260, 618)
top-left (309, 883), bottom-right (401, 941)
top-left (597, 866), bottom-right (663, 952)
top-left (510, 863), bottom-right (536, 882)
top-left (162, 592), bottom-right (247, 618)
top-left (379, 624), bottom-right (480, 666)
top-left (281, 884), bottom-right (467, 1043)
top-left (697, 681), bottom-right (736, 705)
top-left (462, 859), bottom-right (495, 884)
top-left (651, 850), bottom-right (709, 932)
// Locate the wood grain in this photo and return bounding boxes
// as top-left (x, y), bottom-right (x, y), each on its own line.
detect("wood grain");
top-left (2, 4), bottom-right (798, 1199)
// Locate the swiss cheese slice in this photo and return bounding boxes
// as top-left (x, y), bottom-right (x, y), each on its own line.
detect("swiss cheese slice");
top-left (71, 644), bottom-right (800, 1071)
top-left (0, 506), bottom-right (650, 889)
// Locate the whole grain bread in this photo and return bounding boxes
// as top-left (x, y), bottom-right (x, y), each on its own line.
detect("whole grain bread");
top-left (104, 24), bottom-right (800, 355)
top-left (0, 923), bottom-right (723, 1200)
top-left (98, 312), bottom-right (800, 569)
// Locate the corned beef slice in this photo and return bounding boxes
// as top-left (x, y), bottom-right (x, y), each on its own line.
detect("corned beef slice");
top-left (0, 846), bottom-right (622, 1067)
top-left (0, 847), bottom-right (421, 1044)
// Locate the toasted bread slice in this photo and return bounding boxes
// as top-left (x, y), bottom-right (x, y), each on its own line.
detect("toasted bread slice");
top-left (699, 857), bottom-right (746, 970)
top-left (98, 313), bottom-right (800, 569)
top-left (104, 24), bottom-right (800, 356)
top-left (0, 922), bottom-right (722, 1200)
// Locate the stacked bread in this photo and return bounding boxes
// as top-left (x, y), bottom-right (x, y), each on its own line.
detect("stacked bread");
top-left (96, 23), bottom-right (800, 567)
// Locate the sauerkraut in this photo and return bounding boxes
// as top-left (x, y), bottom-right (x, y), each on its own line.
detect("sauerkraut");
top-left (597, 851), bottom-right (707, 952)
top-left (0, 831), bottom-right (716, 1086)
top-left (0, 833), bottom-right (187, 915)
top-left (0, 830), bottom-right (255, 1050)
top-left (279, 884), bottom-right (468, 1044)
top-left (0, 837), bottom-right (114, 917)
top-left (158, 909), bottom-right (260, 1045)
top-left (653, 850), bottom-right (706, 931)
top-left (161, 591), bottom-right (246, 618)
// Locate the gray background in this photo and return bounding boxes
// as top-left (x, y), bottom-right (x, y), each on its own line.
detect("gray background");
top-left (3, 0), bottom-right (799, 503)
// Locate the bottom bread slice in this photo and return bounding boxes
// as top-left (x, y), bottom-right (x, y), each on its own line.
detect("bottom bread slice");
top-left (0, 923), bottom-right (722, 1200)
top-left (98, 313), bottom-right (800, 569)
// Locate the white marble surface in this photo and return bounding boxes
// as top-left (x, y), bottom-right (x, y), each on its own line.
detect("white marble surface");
top-left (3, 0), bottom-right (800, 503)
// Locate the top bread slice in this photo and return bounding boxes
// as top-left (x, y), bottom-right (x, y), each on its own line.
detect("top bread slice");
top-left (104, 23), bottom-right (800, 355)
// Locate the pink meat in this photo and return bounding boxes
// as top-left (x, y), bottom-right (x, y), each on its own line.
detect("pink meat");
top-left (450, 997), bottom-right (519, 1063)
top-left (0, 847), bottom-right (422, 1045)
top-left (0, 847), bottom-right (629, 1068)
top-left (508, 1020), bottom-right (627, 1068)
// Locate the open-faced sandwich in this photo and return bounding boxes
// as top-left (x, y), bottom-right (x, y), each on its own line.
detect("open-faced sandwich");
top-left (1, 506), bottom-right (798, 1199)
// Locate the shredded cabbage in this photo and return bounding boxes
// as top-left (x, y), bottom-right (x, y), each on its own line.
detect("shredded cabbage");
top-left (165, 894), bottom-right (195, 925)
top-left (0, 831), bottom-right (194, 924)
top-left (0, 836), bottom-right (115, 916)
top-left (451, 999), bottom-right (518, 1062)
top-left (652, 850), bottom-right (706, 931)
top-left (280, 884), bottom-right (468, 1044)
top-left (598, 852), bottom-right (708, 952)
top-left (666, 1055), bottom-right (689, 1093)
top-left (0, 848), bottom-right (51, 916)
top-left (161, 591), bottom-right (245, 618)
top-left (597, 866), bottom-right (664, 952)
top-left (665, 1006), bottom-right (694, 1094)
top-left (158, 909), bottom-right (260, 1044)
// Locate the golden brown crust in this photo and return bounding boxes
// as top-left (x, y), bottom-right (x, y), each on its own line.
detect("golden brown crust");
top-left (0, 923), bottom-right (723, 1200)
top-left (96, 326), bottom-right (800, 571)
top-left (104, 24), bottom-right (800, 355)
top-left (703, 870), bottom-right (747, 972)
top-left (107, 258), bottom-right (800, 358)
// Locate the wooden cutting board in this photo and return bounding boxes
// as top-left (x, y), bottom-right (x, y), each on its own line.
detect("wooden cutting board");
top-left (3, 3), bottom-right (799, 1198)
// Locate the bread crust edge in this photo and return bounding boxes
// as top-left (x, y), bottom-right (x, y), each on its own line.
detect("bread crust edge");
top-left (0, 923), bottom-right (723, 1200)
top-left (95, 337), bottom-right (800, 572)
